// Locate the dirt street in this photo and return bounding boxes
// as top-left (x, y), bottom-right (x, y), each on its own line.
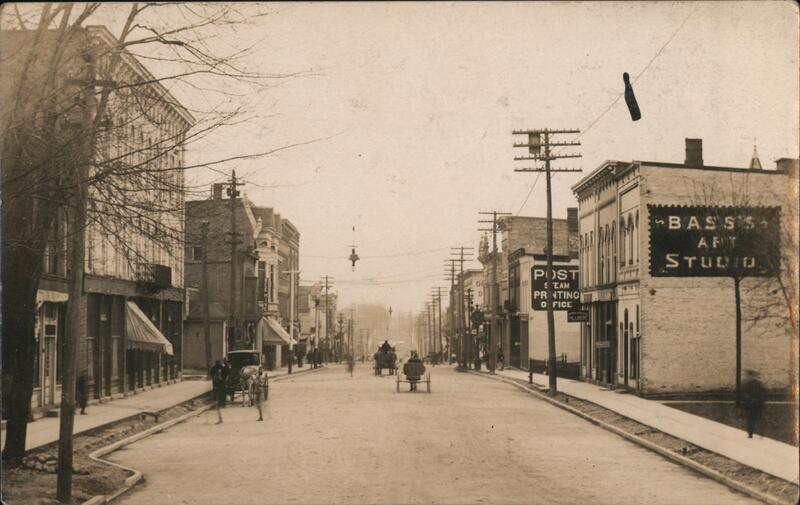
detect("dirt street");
top-left (111, 365), bottom-right (758, 505)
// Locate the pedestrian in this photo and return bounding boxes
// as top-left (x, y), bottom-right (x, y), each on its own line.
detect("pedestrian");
top-left (221, 358), bottom-right (233, 405)
top-left (497, 346), bottom-right (505, 371)
top-left (253, 366), bottom-right (269, 421)
top-left (211, 364), bottom-right (225, 424)
top-left (741, 369), bottom-right (766, 438)
top-left (77, 373), bottom-right (88, 415)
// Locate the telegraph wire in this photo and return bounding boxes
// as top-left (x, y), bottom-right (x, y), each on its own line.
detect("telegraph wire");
top-left (512, 3), bottom-right (698, 216)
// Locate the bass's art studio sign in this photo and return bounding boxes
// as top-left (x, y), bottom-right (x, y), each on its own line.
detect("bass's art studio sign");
top-left (648, 205), bottom-right (780, 277)
top-left (532, 265), bottom-right (580, 310)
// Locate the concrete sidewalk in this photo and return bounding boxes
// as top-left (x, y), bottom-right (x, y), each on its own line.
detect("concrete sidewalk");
top-left (494, 368), bottom-right (798, 484)
top-left (1, 367), bottom-right (320, 453)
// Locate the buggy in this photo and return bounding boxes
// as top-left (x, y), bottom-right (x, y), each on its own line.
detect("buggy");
top-left (396, 359), bottom-right (431, 393)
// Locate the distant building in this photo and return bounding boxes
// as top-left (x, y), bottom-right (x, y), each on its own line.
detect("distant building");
top-left (184, 189), bottom-right (298, 371)
top-left (478, 212), bottom-right (578, 369)
top-left (572, 139), bottom-right (798, 395)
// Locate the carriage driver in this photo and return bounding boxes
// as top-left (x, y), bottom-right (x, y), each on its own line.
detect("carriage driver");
top-left (380, 340), bottom-right (392, 353)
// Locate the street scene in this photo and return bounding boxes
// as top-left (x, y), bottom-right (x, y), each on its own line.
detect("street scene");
top-left (1, 2), bottom-right (799, 505)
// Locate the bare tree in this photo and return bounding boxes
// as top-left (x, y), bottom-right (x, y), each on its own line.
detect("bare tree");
top-left (686, 173), bottom-right (794, 403)
top-left (1, 3), bottom-right (312, 501)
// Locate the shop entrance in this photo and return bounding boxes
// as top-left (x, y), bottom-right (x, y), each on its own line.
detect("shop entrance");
top-left (594, 302), bottom-right (617, 385)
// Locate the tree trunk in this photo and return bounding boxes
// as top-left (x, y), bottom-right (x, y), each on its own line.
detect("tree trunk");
top-left (1, 248), bottom-right (41, 463)
top-left (734, 276), bottom-right (742, 406)
top-left (1, 188), bottom-right (49, 463)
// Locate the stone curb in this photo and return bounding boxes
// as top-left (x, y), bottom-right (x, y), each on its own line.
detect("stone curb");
top-left (80, 365), bottom-right (326, 505)
top-left (468, 370), bottom-right (793, 505)
top-left (82, 401), bottom-right (215, 505)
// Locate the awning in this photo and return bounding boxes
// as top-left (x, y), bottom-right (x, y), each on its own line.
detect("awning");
top-left (257, 317), bottom-right (296, 346)
top-left (125, 301), bottom-right (174, 355)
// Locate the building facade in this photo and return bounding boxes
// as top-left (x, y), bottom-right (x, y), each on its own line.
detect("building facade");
top-left (183, 190), bottom-right (300, 371)
top-left (572, 139), bottom-right (798, 396)
top-left (1, 25), bottom-right (195, 411)
top-left (478, 212), bottom-right (578, 369)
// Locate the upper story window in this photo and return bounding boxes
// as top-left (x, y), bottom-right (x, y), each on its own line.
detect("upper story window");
top-left (634, 211), bottom-right (640, 264)
top-left (611, 221), bottom-right (616, 282)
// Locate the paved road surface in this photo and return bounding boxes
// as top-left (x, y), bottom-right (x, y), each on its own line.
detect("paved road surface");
top-left (112, 365), bottom-right (758, 505)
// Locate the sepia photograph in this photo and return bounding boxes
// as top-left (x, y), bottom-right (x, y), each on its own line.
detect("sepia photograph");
top-left (1, 2), bottom-right (798, 504)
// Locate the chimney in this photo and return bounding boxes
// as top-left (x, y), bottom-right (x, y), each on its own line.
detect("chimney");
top-left (684, 138), bottom-right (703, 167)
top-left (211, 183), bottom-right (224, 199)
top-left (567, 207), bottom-right (578, 233)
top-left (775, 158), bottom-right (798, 174)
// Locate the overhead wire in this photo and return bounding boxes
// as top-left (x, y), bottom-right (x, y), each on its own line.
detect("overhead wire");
top-left (513, 3), bottom-right (698, 215)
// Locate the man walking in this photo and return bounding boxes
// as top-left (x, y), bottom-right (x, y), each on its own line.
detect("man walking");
top-left (497, 346), bottom-right (505, 371)
top-left (211, 361), bottom-right (225, 424)
top-left (741, 369), bottom-right (766, 438)
top-left (253, 367), bottom-right (269, 421)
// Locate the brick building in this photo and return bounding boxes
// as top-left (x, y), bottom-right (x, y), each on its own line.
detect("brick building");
top-left (478, 213), bottom-right (579, 369)
top-left (184, 189), bottom-right (298, 371)
top-left (572, 139), bottom-right (798, 396)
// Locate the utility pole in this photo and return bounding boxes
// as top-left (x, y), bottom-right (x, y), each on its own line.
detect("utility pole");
top-left (58, 44), bottom-right (95, 502)
top-left (479, 211), bottom-right (511, 374)
top-left (465, 287), bottom-right (475, 367)
top-left (427, 302), bottom-right (434, 357)
top-left (284, 267), bottom-right (301, 373)
top-left (431, 287), bottom-right (444, 361)
top-left (320, 275), bottom-right (334, 361)
top-left (450, 247), bottom-right (474, 369)
top-left (513, 128), bottom-right (582, 395)
top-left (444, 259), bottom-right (457, 364)
top-left (225, 170), bottom-right (242, 353)
top-left (201, 221), bottom-right (212, 373)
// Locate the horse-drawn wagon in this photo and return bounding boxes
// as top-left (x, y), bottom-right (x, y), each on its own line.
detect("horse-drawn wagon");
top-left (373, 348), bottom-right (397, 376)
top-left (225, 350), bottom-right (265, 405)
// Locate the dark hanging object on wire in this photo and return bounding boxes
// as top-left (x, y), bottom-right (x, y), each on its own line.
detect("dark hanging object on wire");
top-left (349, 226), bottom-right (360, 271)
top-left (623, 72), bottom-right (641, 121)
top-left (349, 248), bottom-right (360, 271)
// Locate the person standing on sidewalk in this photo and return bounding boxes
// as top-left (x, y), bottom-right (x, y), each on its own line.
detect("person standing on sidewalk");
top-left (253, 367), bottom-right (269, 421)
top-left (741, 369), bottom-right (766, 438)
top-left (211, 364), bottom-right (225, 424)
top-left (77, 373), bottom-right (89, 415)
top-left (497, 346), bottom-right (505, 371)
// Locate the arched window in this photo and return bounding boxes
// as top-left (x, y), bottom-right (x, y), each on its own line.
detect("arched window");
top-left (628, 215), bottom-right (634, 265)
top-left (634, 211), bottom-right (639, 263)
top-left (604, 224), bottom-right (610, 283)
top-left (611, 221), bottom-right (616, 281)
top-left (620, 218), bottom-right (626, 266)
top-left (579, 235), bottom-right (584, 288)
top-left (589, 231), bottom-right (594, 285)
top-left (598, 228), bottom-right (604, 283)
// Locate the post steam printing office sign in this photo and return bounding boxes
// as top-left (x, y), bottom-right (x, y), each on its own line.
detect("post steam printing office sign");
top-left (531, 265), bottom-right (580, 310)
top-left (648, 205), bottom-right (780, 277)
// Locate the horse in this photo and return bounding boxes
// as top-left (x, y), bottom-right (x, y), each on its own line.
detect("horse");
top-left (234, 365), bottom-right (260, 406)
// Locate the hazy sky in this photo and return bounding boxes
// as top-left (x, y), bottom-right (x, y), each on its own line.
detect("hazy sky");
top-left (23, 2), bottom-right (800, 312)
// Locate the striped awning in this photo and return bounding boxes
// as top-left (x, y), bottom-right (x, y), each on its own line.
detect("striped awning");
top-left (125, 301), bottom-right (174, 355)
top-left (257, 317), bottom-right (295, 346)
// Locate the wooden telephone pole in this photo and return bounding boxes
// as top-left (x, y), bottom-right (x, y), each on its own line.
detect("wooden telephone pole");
top-left (444, 259), bottom-right (458, 364)
top-left (284, 267), bottom-right (301, 373)
top-left (431, 287), bottom-right (445, 361)
top-left (201, 221), bottom-right (212, 373)
top-left (513, 128), bottom-right (582, 395)
top-left (450, 247), bottom-right (474, 369)
top-left (479, 210), bottom-right (511, 374)
top-left (225, 170), bottom-right (242, 353)
top-left (320, 275), bottom-right (334, 361)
